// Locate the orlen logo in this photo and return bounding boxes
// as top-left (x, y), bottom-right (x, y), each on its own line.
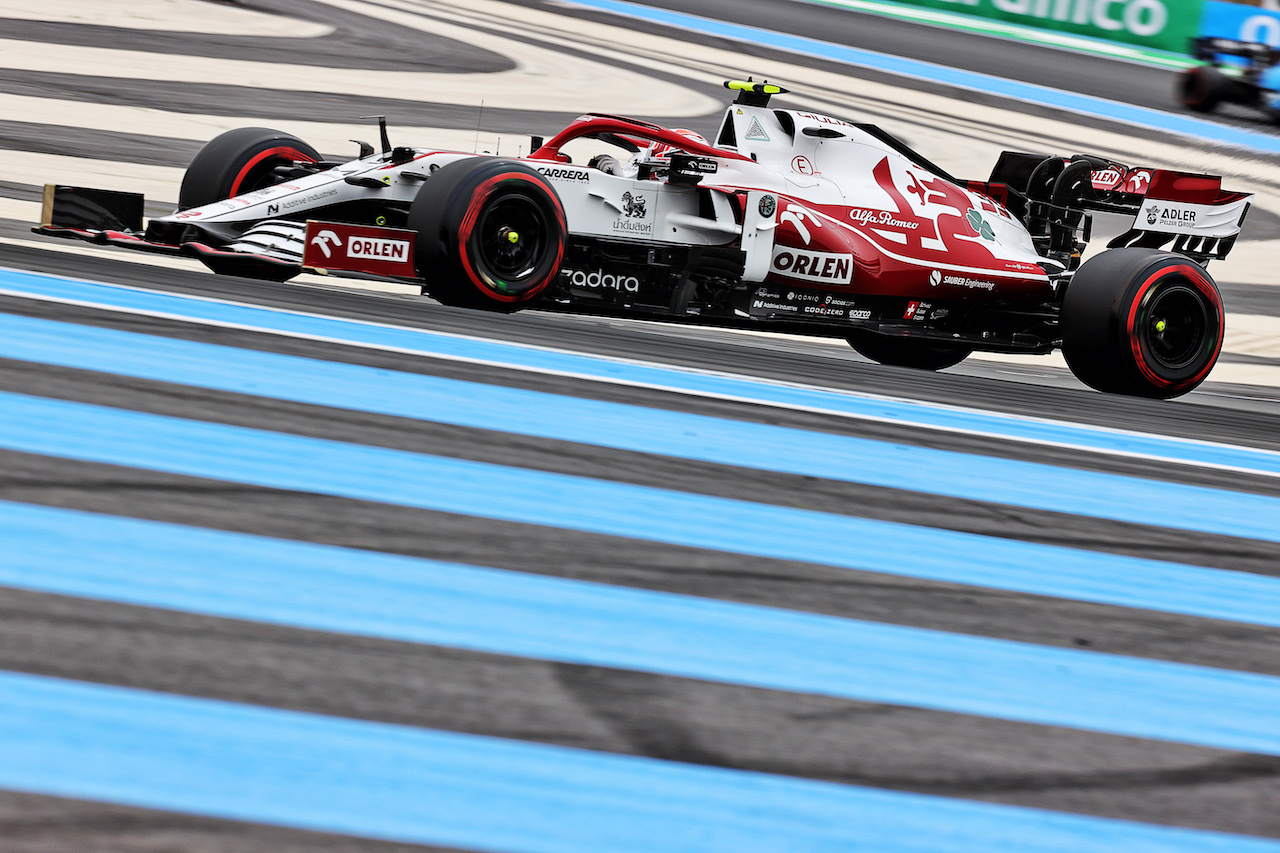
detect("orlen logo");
top-left (566, 268), bottom-right (640, 292)
top-left (347, 237), bottom-right (409, 260)
top-left (770, 249), bottom-right (853, 284)
top-left (1090, 168), bottom-right (1122, 191)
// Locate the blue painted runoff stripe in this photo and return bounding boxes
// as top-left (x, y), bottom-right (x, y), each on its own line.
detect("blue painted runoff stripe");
top-left (3, 311), bottom-right (1278, 544)
top-left (3, 268), bottom-right (1278, 477)
top-left (2, 391), bottom-right (1280, 629)
top-left (4, 500), bottom-right (1280, 756)
top-left (561, 0), bottom-right (1280, 155)
top-left (5, 672), bottom-right (1279, 853)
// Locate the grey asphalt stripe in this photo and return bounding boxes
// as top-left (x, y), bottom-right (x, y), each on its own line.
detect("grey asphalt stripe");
top-left (2, 585), bottom-right (1278, 838)
top-left (4, 450), bottom-right (1279, 676)
top-left (0, 122), bottom-right (200, 168)
top-left (0, 71), bottom-right (578, 137)
top-left (0, 16), bottom-right (514, 73)
top-left (0, 788), bottom-right (462, 853)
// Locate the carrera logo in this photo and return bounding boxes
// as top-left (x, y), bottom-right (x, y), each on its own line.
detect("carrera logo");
top-left (536, 166), bottom-right (589, 183)
top-left (347, 236), bottom-right (409, 260)
top-left (770, 249), bottom-right (853, 283)
top-left (565, 268), bottom-right (640, 292)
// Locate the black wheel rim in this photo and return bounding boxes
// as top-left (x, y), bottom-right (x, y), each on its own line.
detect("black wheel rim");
top-left (473, 192), bottom-right (549, 294)
top-left (1141, 282), bottom-right (1212, 371)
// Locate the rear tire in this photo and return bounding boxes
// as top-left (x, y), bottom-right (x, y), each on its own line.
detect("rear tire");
top-left (1061, 248), bottom-right (1223, 399)
top-left (846, 331), bottom-right (972, 370)
top-left (1178, 66), bottom-right (1228, 113)
top-left (409, 158), bottom-right (566, 311)
top-left (179, 128), bottom-right (320, 210)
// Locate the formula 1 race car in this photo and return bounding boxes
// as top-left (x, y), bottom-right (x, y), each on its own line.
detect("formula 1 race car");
top-left (38, 80), bottom-right (1252, 398)
top-left (1179, 36), bottom-right (1280, 117)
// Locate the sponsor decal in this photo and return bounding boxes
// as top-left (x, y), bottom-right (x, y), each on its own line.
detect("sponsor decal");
top-left (794, 113), bottom-right (854, 128)
top-left (752, 299), bottom-right (799, 312)
top-left (770, 248), bottom-right (854, 284)
top-left (940, 274), bottom-right (997, 291)
top-left (1122, 169), bottom-right (1152, 194)
top-left (536, 166), bottom-right (590, 183)
top-left (347, 236), bottom-right (409, 261)
top-left (849, 208), bottom-right (920, 230)
top-left (931, 308), bottom-right (950, 320)
top-left (756, 288), bottom-right (781, 299)
top-left (791, 156), bottom-right (815, 175)
top-left (966, 208), bottom-right (997, 241)
top-left (779, 203), bottom-right (821, 244)
top-left (850, 309), bottom-right (872, 320)
top-left (745, 116), bottom-right (770, 141)
top-left (564, 268), bottom-right (641, 292)
top-left (904, 301), bottom-right (921, 319)
top-left (824, 294), bottom-right (859, 308)
top-left (1144, 203), bottom-right (1196, 229)
top-left (612, 190), bottom-right (653, 235)
top-left (302, 221), bottom-right (416, 277)
top-left (758, 195), bottom-right (776, 217)
top-left (174, 210), bottom-right (203, 219)
top-left (1090, 168), bottom-right (1123, 191)
top-left (929, 269), bottom-right (942, 287)
top-left (911, 301), bottom-right (931, 322)
top-left (267, 203), bottom-right (279, 216)
top-left (309, 229), bottom-right (343, 259)
top-left (282, 187), bottom-right (338, 210)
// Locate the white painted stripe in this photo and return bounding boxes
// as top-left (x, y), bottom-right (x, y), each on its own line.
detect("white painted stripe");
top-left (0, 0), bottom-right (333, 36)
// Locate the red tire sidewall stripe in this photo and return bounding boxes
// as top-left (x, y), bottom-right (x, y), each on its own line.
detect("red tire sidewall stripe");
top-left (228, 146), bottom-right (317, 198)
top-left (1125, 262), bottom-right (1223, 391)
top-left (456, 172), bottom-right (566, 303)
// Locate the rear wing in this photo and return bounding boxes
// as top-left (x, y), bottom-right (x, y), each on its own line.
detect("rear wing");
top-left (1190, 36), bottom-right (1280, 69)
top-left (977, 152), bottom-right (1253, 267)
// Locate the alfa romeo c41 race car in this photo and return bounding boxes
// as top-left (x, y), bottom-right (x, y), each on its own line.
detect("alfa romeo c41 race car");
top-left (38, 81), bottom-right (1253, 398)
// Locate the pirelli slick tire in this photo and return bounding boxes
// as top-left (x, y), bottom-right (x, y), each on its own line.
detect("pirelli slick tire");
top-left (409, 158), bottom-right (566, 311)
top-left (1061, 249), bottom-right (1223, 399)
top-left (846, 331), bottom-right (972, 371)
top-left (1178, 66), bottom-right (1229, 113)
top-left (179, 128), bottom-right (320, 210)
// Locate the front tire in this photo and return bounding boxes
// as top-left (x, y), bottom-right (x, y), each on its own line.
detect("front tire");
top-left (408, 158), bottom-right (566, 311)
top-left (846, 331), bottom-right (971, 370)
top-left (1061, 249), bottom-right (1223, 399)
top-left (179, 127), bottom-right (321, 210)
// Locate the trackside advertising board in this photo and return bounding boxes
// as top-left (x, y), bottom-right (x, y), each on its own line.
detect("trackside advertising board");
top-left (879, 0), bottom-right (1202, 52)
top-left (1199, 1), bottom-right (1280, 46)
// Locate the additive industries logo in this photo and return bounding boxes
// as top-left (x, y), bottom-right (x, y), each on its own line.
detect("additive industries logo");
top-left (564, 268), bottom-right (640, 292)
top-left (758, 194), bottom-right (776, 217)
top-left (966, 209), bottom-right (996, 241)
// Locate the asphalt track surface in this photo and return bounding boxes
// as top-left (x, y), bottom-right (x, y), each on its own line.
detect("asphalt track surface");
top-left (1, 0), bottom-right (1279, 850)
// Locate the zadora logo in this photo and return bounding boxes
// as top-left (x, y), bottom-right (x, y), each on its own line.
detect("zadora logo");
top-left (565, 268), bottom-right (641, 292)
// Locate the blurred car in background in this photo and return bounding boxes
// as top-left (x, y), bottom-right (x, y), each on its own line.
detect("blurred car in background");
top-left (1179, 36), bottom-right (1280, 117)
